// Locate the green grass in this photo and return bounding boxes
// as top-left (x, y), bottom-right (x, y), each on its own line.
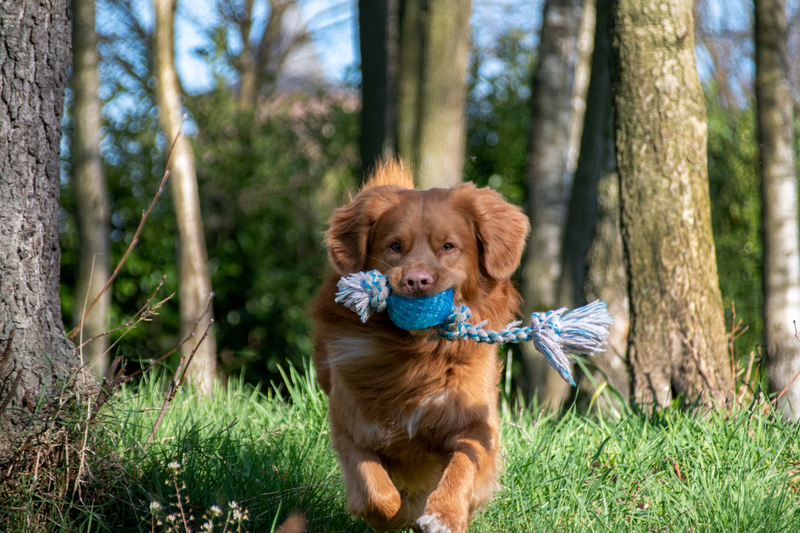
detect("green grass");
top-left (6, 364), bottom-right (800, 532)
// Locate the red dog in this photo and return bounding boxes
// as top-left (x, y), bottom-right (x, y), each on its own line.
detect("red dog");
top-left (311, 160), bottom-right (530, 532)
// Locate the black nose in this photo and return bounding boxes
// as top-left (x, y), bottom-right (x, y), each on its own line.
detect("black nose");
top-left (402, 270), bottom-right (434, 294)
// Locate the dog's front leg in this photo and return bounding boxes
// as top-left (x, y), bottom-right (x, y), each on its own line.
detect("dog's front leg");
top-left (332, 428), bottom-right (412, 531)
top-left (416, 424), bottom-right (497, 533)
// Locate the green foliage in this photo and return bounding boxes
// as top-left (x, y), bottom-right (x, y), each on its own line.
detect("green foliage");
top-left (464, 27), bottom-right (534, 205)
top-left (61, 84), bottom-right (359, 384)
top-left (706, 99), bottom-right (764, 359)
top-left (61, 85), bottom-right (183, 360)
top-left (188, 88), bottom-right (359, 383)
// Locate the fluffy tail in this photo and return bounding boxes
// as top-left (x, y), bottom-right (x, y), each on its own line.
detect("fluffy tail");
top-left (362, 158), bottom-right (415, 190)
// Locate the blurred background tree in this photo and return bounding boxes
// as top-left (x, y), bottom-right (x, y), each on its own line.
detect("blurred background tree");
top-left (57, 0), bottom-right (800, 406)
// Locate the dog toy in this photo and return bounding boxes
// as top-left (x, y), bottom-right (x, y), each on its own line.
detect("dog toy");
top-left (335, 270), bottom-right (614, 386)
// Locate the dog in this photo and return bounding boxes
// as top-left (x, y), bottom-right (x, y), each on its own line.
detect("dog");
top-left (311, 159), bottom-right (530, 532)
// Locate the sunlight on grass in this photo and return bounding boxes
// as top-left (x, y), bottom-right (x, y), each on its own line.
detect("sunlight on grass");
top-left (48, 364), bottom-right (800, 532)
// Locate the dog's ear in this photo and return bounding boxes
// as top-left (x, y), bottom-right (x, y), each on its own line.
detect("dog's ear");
top-left (456, 183), bottom-right (530, 280)
top-left (326, 187), bottom-right (400, 275)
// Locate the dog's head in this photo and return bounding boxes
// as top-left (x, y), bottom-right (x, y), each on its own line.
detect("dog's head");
top-left (326, 181), bottom-right (529, 303)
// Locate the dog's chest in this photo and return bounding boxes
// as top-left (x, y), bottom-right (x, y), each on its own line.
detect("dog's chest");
top-left (328, 336), bottom-right (466, 444)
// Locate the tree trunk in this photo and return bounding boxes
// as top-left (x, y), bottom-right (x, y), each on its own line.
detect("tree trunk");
top-left (755, 0), bottom-right (800, 419)
top-left (237, 0), bottom-right (293, 113)
top-left (358, 0), bottom-right (399, 178)
top-left (584, 146), bottom-right (631, 402)
top-left (72, 0), bottom-right (111, 377)
top-left (560, 0), bottom-right (631, 401)
top-left (611, 0), bottom-right (731, 408)
top-left (413, 0), bottom-right (471, 189)
top-left (396, 0), bottom-right (422, 167)
top-left (560, 0), bottom-right (602, 310)
top-left (0, 0), bottom-right (76, 455)
top-left (520, 0), bottom-right (587, 409)
top-left (154, 0), bottom-right (217, 394)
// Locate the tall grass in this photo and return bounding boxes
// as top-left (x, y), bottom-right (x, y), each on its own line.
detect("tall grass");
top-left (4, 363), bottom-right (799, 532)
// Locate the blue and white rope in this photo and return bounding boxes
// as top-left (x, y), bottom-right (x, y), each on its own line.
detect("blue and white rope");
top-left (335, 270), bottom-right (614, 386)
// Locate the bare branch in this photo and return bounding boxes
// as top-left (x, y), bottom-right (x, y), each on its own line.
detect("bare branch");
top-left (69, 117), bottom-right (186, 341)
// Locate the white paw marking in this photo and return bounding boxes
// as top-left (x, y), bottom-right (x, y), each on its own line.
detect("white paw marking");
top-left (417, 513), bottom-right (452, 533)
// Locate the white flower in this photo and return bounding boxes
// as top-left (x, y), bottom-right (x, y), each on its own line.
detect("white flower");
top-left (168, 461), bottom-right (181, 471)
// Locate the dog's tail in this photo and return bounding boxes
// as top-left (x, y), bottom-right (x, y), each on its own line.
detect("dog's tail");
top-left (362, 158), bottom-right (415, 191)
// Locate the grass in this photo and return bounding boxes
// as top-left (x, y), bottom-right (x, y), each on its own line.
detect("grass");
top-left (3, 363), bottom-right (800, 532)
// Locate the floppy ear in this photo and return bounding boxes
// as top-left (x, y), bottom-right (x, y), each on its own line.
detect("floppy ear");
top-left (456, 183), bottom-right (530, 280)
top-left (326, 186), bottom-right (400, 275)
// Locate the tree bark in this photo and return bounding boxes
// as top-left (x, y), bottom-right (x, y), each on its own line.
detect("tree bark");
top-left (396, 0), bottom-right (422, 168)
top-left (413, 0), bottom-right (471, 189)
top-left (560, 0), bottom-right (631, 401)
top-left (72, 0), bottom-right (111, 376)
top-left (755, 0), bottom-right (800, 419)
top-left (237, 0), bottom-right (294, 113)
top-left (611, 0), bottom-right (731, 408)
top-left (520, 0), bottom-right (587, 409)
top-left (559, 0), bottom-right (602, 311)
top-left (584, 145), bottom-right (631, 402)
top-left (154, 0), bottom-right (217, 394)
top-left (0, 0), bottom-right (76, 455)
top-left (358, 0), bottom-right (399, 178)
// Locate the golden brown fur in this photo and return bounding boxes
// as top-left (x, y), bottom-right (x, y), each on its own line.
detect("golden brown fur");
top-left (311, 160), bottom-right (530, 532)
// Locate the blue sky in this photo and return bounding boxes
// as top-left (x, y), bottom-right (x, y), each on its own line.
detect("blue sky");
top-left (95, 0), bottom-right (784, 107)
top-left (116, 0), bottom-right (544, 95)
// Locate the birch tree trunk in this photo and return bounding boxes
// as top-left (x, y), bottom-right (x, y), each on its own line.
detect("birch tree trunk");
top-left (154, 0), bottom-right (217, 394)
top-left (520, 0), bottom-right (589, 408)
top-left (359, 0), bottom-right (399, 177)
top-left (0, 0), bottom-right (76, 455)
top-left (755, 0), bottom-right (800, 419)
top-left (72, 0), bottom-right (111, 376)
top-left (611, 0), bottom-right (731, 408)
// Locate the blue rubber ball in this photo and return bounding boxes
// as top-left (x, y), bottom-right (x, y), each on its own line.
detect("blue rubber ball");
top-left (387, 289), bottom-right (455, 330)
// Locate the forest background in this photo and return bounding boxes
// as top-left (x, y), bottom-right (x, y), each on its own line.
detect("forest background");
top-left (57, 0), bottom-right (799, 404)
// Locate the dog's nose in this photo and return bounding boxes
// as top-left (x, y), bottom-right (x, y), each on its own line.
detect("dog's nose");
top-left (402, 270), bottom-right (434, 294)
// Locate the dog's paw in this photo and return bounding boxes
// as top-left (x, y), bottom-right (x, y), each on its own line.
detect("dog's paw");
top-left (416, 513), bottom-right (452, 533)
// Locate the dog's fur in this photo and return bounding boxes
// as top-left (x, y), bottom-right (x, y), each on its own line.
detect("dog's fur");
top-left (311, 160), bottom-right (530, 532)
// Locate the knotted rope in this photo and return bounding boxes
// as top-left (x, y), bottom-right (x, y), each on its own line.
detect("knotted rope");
top-left (335, 270), bottom-right (614, 386)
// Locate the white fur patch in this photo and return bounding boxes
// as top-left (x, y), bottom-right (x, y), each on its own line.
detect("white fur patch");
top-left (406, 390), bottom-right (448, 438)
top-left (326, 336), bottom-right (379, 366)
top-left (417, 513), bottom-right (452, 533)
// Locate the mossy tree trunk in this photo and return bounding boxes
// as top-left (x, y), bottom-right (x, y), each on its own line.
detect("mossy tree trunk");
top-left (154, 0), bottom-right (218, 394)
top-left (72, 0), bottom-right (111, 376)
top-left (755, 0), bottom-right (800, 419)
top-left (520, 0), bottom-right (591, 409)
top-left (0, 0), bottom-right (77, 456)
top-left (611, 0), bottom-right (731, 408)
top-left (361, 0), bottom-right (470, 189)
top-left (413, 0), bottom-right (471, 189)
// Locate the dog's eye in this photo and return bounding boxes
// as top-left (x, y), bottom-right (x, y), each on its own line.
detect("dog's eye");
top-left (443, 243), bottom-right (455, 251)
top-left (389, 243), bottom-right (402, 253)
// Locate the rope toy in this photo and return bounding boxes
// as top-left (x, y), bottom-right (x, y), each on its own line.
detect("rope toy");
top-left (335, 270), bottom-right (614, 386)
